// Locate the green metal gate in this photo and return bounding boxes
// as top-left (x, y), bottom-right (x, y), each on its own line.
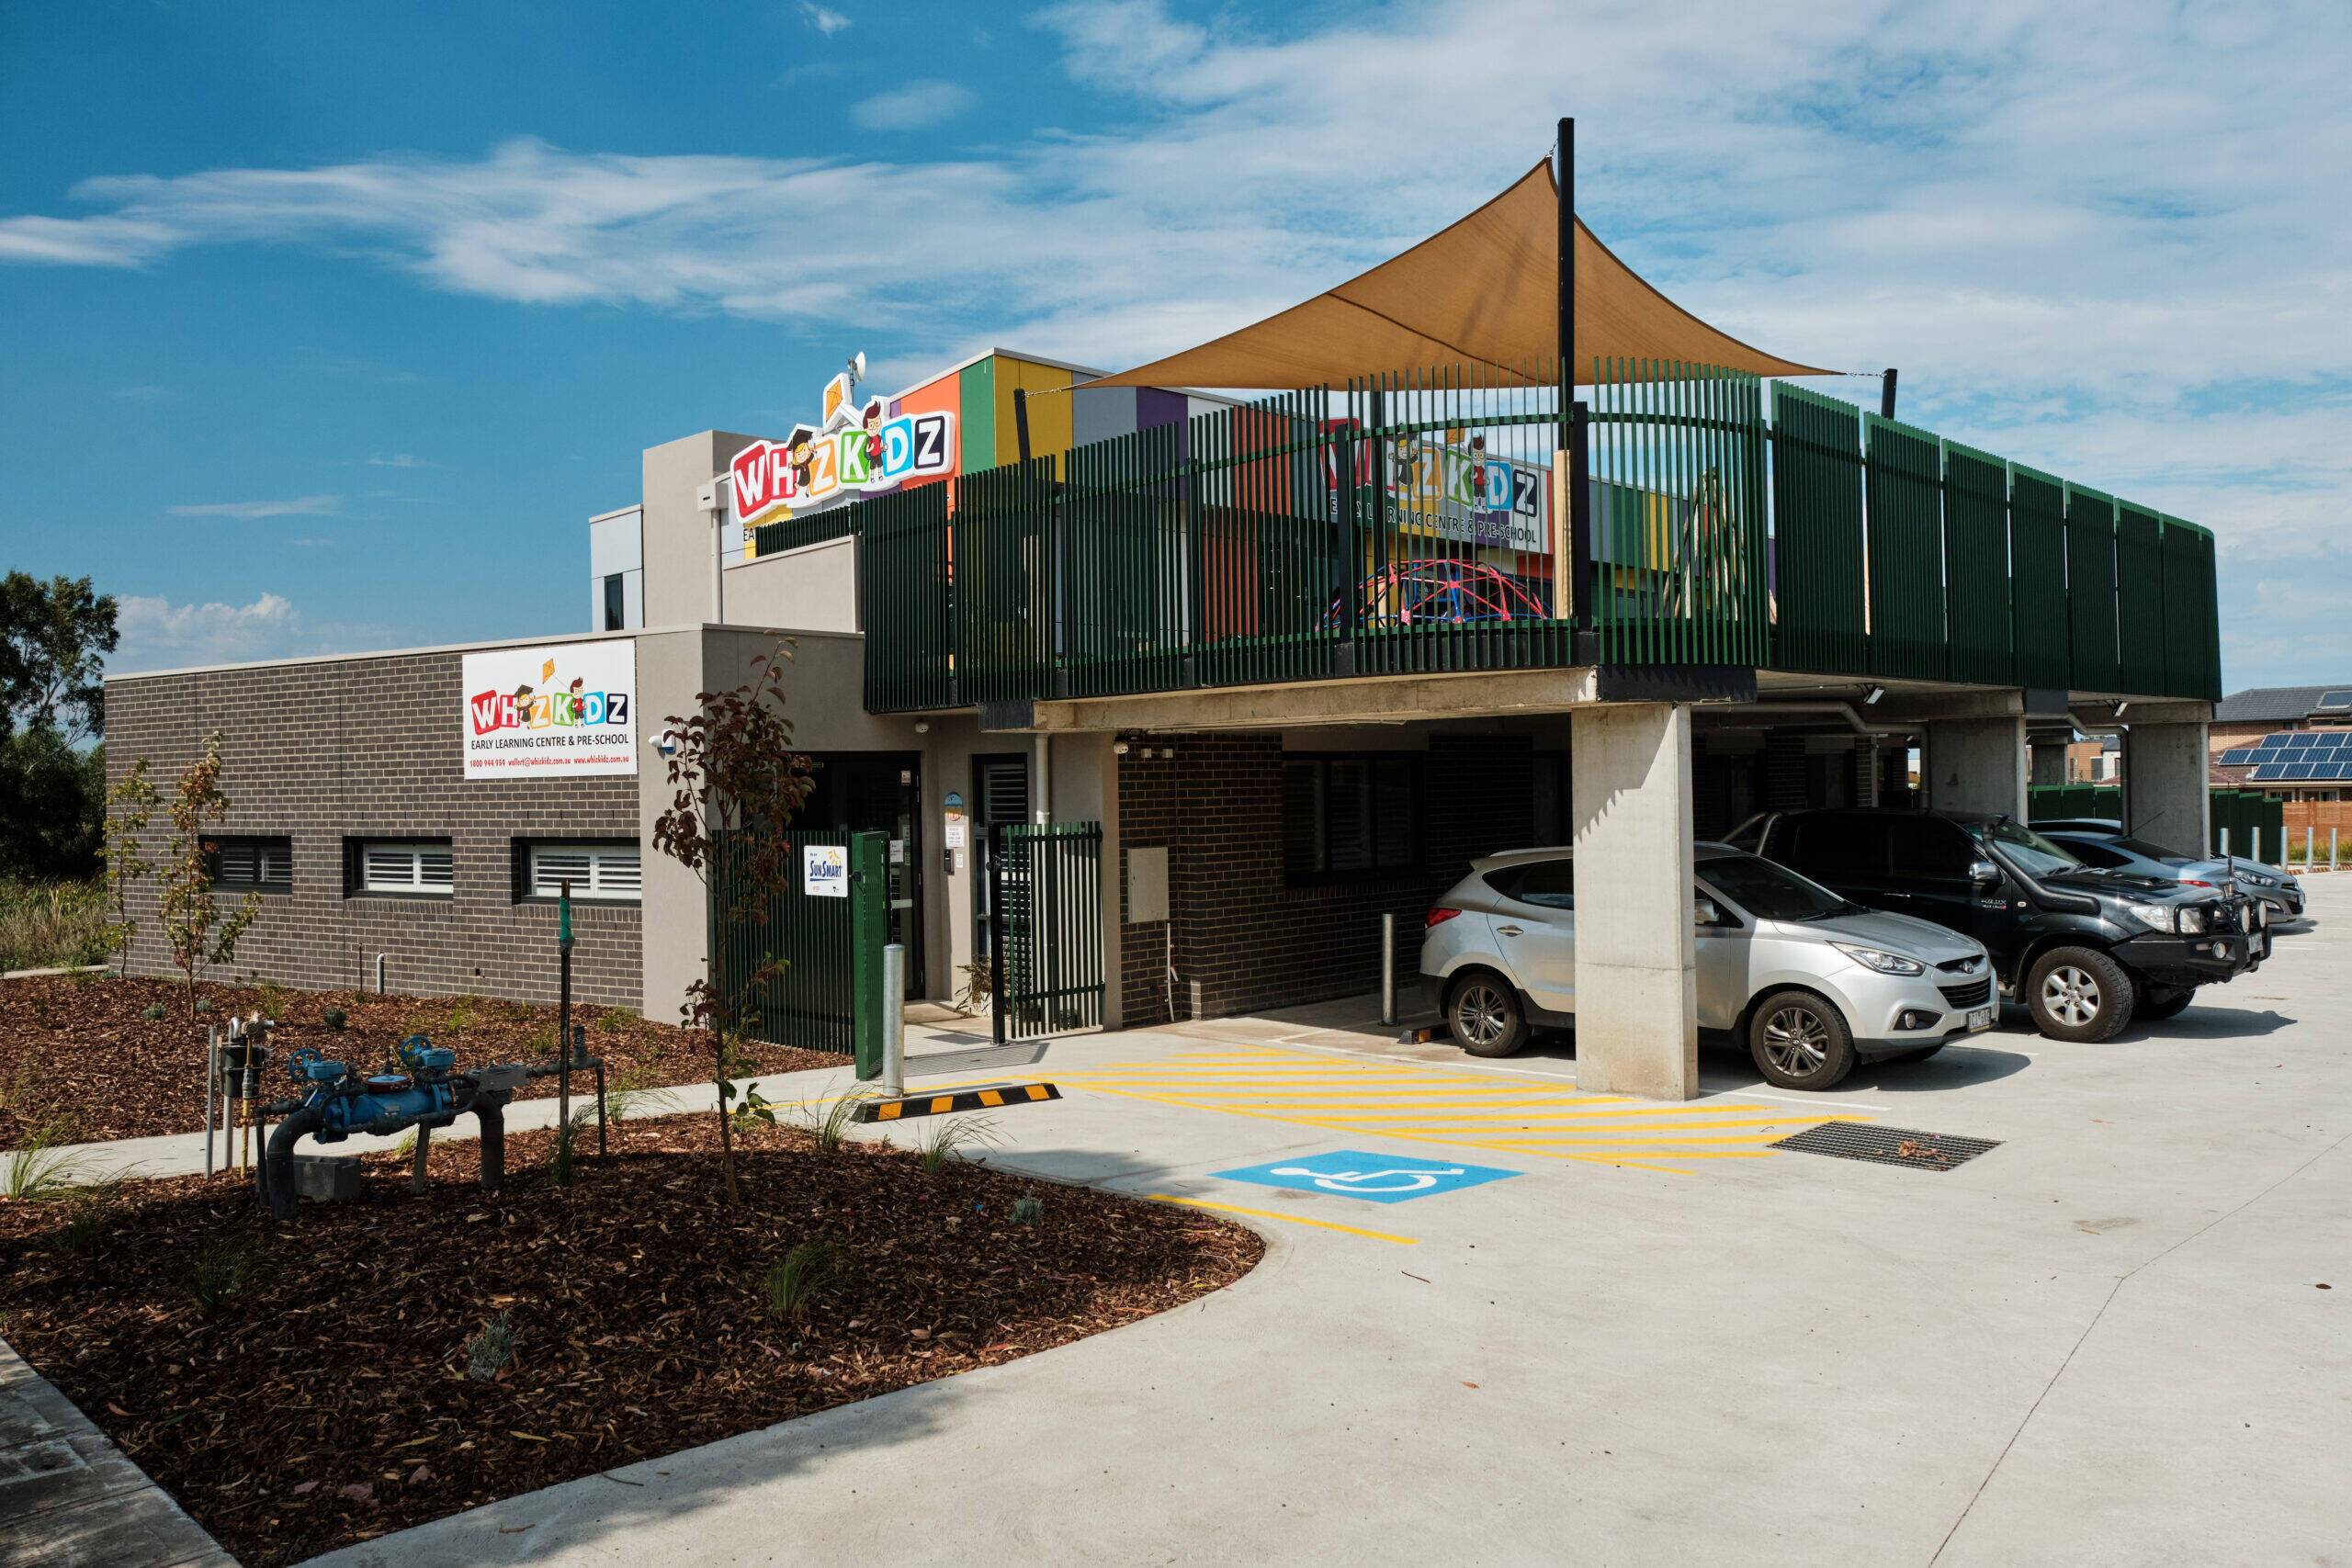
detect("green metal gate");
top-left (989, 822), bottom-right (1105, 1044)
top-left (714, 829), bottom-right (887, 1070)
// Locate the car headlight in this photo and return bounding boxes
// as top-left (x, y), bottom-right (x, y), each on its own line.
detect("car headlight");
top-left (2177, 906), bottom-right (2206, 934)
top-left (2119, 900), bottom-right (2181, 933)
top-left (1831, 942), bottom-right (1925, 976)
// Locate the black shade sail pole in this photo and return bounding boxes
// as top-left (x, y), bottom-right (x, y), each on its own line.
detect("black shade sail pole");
top-left (1881, 367), bottom-right (1899, 421)
top-left (1556, 116), bottom-right (1590, 632)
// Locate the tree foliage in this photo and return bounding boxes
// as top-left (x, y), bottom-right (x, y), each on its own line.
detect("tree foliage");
top-left (158, 731), bottom-right (260, 1016)
top-left (0, 571), bottom-right (117, 741)
top-left (101, 756), bottom-right (158, 976)
top-left (649, 645), bottom-right (817, 1206)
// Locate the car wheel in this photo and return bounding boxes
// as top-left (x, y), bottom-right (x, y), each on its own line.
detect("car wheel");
top-left (1747, 989), bottom-right (1857, 1089)
top-left (2026, 947), bottom-right (2137, 1043)
top-left (1446, 971), bottom-right (1527, 1058)
top-left (1885, 1043), bottom-right (1945, 1064)
top-left (2137, 985), bottom-right (2195, 1021)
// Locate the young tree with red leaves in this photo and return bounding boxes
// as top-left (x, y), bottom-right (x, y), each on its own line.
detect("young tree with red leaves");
top-left (649, 644), bottom-right (816, 1206)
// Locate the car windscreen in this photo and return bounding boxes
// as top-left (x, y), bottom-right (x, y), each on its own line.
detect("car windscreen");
top-left (1977, 818), bottom-right (2084, 877)
top-left (2113, 836), bottom-right (2195, 866)
top-left (1698, 852), bottom-right (1849, 920)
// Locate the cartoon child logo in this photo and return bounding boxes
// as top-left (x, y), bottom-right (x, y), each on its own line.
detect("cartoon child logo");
top-left (1469, 434), bottom-right (1487, 500)
top-left (862, 400), bottom-right (886, 470)
top-left (788, 429), bottom-right (816, 489)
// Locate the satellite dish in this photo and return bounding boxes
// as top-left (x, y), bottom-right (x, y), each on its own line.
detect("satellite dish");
top-left (848, 351), bottom-right (867, 386)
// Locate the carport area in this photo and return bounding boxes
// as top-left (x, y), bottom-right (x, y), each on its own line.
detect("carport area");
top-left (356, 875), bottom-right (2350, 1568)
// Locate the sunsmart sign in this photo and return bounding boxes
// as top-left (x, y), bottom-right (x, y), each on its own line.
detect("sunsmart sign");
top-left (1211, 1150), bottom-right (1521, 1204)
top-left (802, 842), bottom-right (848, 898)
top-left (461, 641), bottom-right (637, 779)
top-left (730, 367), bottom-right (956, 526)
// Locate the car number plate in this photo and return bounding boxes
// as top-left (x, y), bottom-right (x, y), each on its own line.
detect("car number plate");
top-left (1966, 1007), bottom-right (1994, 1032)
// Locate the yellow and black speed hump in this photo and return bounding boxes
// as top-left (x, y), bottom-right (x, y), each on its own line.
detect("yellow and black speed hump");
top-left (857, 1082), bottom-right (1062, 1122)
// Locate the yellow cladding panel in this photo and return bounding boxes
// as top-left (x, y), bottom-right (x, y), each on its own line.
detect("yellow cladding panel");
top-left (992, 355), bottom-right (1078, 476)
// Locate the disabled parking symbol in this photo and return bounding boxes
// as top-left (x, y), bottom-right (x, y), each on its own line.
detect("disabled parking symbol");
top-left (1211, 1149), bottom-right (1521, 1204)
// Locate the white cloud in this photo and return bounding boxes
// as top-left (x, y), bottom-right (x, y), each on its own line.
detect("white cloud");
top-left (366, 453), bottom-right (425, 468)
top-left (851, 81), bottom-right (977, 132)
top-left (6, 0), bottom-right (2348, 684)
top-left (166, 494), bottom-right (342, 519)
top-left (115, 592), bottom-right (302, 670)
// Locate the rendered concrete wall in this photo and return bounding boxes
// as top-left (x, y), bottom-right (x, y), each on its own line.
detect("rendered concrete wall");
top-left (1928, 716), bottom-right (2027, 818)
top-left (1569, 703), bottom-right (1698, 1100)
top-left (718, 538), bottom-right (861, 635)
top-left (640, 431), bottom-right (756, 630)
top-left (2123, 722), bottom-right (2213, 860)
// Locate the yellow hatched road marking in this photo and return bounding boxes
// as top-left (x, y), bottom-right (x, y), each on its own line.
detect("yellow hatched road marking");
top-left (1146, 1193), bottom-right (1419, 1245)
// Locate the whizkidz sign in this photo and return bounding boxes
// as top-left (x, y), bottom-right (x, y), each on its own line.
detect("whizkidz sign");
top-left (462, 641), bottom-right (638, 779)
top-left (730, 367), bottom-right (956, 526)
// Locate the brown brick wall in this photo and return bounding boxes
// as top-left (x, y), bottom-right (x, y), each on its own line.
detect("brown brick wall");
top-left (1114, 732), bottom-right (1532, 1025)
top-left (103, 651), bottom-right (642, 1008)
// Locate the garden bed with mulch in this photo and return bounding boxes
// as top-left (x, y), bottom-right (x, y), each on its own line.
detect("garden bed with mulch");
top-left (0, 974), bottom-right (847, 1145)
top-left (0, 1111), bottom-right (1261, 1566)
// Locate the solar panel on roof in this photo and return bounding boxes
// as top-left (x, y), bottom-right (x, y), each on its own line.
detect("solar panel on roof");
top-left (2321, 731), bottom-right (2351, 748)
top-left (2219, 748), bottom-right (2256, 765)
top-left (2263, 731), bottom-right (2298, 745)
top-left (2248, 762), bottom-right (2286, 780)
top-left (2286, 732), bottom-right (2318, 748)
top-left (2315, 691), bottom-right (2352, 710)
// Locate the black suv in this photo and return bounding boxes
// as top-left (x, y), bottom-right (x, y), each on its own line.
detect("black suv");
top-left (1727, 808), bottom-right (2267, 1042)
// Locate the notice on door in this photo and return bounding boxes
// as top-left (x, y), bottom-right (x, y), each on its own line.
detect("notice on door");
top-left (803, 843), bottom-right (847, 897)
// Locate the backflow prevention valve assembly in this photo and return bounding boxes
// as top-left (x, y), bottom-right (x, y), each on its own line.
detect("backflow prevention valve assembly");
top-left (257, 1033), bottom-right (597, 1222)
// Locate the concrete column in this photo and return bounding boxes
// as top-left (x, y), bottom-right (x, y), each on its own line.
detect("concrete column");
top-left (1927, 716), bottom-right (2027, 818)
top-left (1043, 730), bottom-right (1124, 1031)
top-left (1569, 703), bottom-right (1698, 1100)
top-left (2122, 721), bottom-right (2211, 860)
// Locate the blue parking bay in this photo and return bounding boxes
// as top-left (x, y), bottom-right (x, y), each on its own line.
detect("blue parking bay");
top-left (1212, 1150), bottom-right (1521, 1204)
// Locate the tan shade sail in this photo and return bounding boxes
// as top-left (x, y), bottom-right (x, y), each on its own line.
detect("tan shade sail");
top-left (1085, 160), bottom-right (1833, 389)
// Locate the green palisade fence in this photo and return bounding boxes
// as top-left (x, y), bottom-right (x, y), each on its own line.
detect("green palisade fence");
top-left (1939, 441), bottom-right (2015, 686)
top-left (2030, 785), bottom-right (2279, 861)
top-left (752, 509), bottom-right (859, 557)
top-left (1767, 382), bottom-right (1868, 675)
top-left (1862, 414), bottom-right (1947, 681)
top-left (856, 481), bottom-right (954, 712)
top-left (2064, 483), bottom-right (2121, 692)
top-left (2113, 501), bottom-right (2166, 697)
top-left (2008, 466), bottom-right (2071, 691)
top-left (2160, 517), bottom-right (2222, 701)
top-left (710, 829), bottom-right (856, 1055)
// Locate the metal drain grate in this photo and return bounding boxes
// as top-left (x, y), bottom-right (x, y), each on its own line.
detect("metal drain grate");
top-left (1772, 1122), bottom-right (2002, 1172)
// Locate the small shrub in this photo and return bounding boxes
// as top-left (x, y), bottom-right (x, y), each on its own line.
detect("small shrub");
top-left (254, 982), bottom-right (291, 1021)
top-left (465, 1311), bottom-right (516, 1381)
top-left (800, 1089), bottom-right (876, 1156)
top-left (390, 1130), bottom-right (417, 1160)
top-left (917, 1114), bottom-right (1000, 1175)
top-left (140, 1001), bottom-right (166, 1021)
top-left (3, 1122), bottom-right (90, 1201)
top-left (547, 1109), bottom-right (593, 1187)
top-left (762, 1241), bottom-right (843, 1323)
top-left (1012, 1196), bottom-right (1044, 1224)
top-left (187, 1241), bottom-right (266, 1318)
top-left (446, 995), bottom-right (479, 1032)
top-left (322, 1007), bottom-right (346, 1031)
top-left (55, 1175), bottom-right (129, 1254)
top-left (595, 1006), bottom-right (634, 1032)
top-left (953, 958), bottom-right (993, 1014)
top-left (193, 996), bottom-right (213, 1015)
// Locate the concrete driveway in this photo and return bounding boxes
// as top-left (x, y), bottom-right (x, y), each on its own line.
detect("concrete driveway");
top-left (317, 879), bottom-right (2351, 1567)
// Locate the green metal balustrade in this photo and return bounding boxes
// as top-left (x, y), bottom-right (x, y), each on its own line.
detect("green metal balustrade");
top-left (752, 357), bottom-right (2220, 712)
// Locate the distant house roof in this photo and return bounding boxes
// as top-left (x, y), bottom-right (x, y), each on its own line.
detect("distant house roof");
top-left (2213, 683), bottom-right (2352, 723)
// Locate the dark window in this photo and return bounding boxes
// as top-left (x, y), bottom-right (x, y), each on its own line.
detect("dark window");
top-left (207, 835), bottom-right (292, 892)
top-left (603, 573), bottom-right (625, 630)
top-left (1531, 754), bottom-right (1567, 844)
top-left (1781, 813), bottom-right (1887, 879)
top-left (1889, 817), bottom-right (1972, 879)
top-left (1282, 754), bottom-right (1419, 883)
top-left (2061, 839), bottom-right (2129, 869)
top-left (1510, 857), bottom-right (1576, 909)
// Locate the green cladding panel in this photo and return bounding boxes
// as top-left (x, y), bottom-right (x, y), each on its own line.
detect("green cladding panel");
top-left (2008, 466), bottom-right (2071, 690)
top-left (2113, 501), bottom-right (2165, 696)
top-left (1862, 415), bottom-right (1946, 681)
top-left (2065, 483), bottom-right (2120, 692)
top-left (1768, 383), bottom-right (1869, 675)
top-left (958, 358), bottom-right (997, 473)
top-left (1940, 441), bottom-right (2015, 687)
top-left (2159, 516), bottom-right (2222, 700)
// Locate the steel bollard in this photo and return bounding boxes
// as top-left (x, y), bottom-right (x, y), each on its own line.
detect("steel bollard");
top-left (1380, 911), bottom-right (1396, 1027)
top-left (881, 942), bottom-right (906, 1097)
top-left (2333, 827), bottom-right (2339, 874)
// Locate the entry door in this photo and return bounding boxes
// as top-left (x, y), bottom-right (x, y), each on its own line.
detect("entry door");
top-left (800, 753), bottom-right (926, 998)
top-left (972, 754), bottom-right (1030, 964)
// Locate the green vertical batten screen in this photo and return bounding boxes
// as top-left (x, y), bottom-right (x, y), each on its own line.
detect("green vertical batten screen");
top-left (991, 821), bottom-right (1104, 1044)
top-left (752, 508), bottom-right (858, 558)
top-left (1862, 414), bottom-right (1947, 681)
top-left (1589, 359), bottom-right (1768, 668)
top-left (1767, 383), bottom-right (1868, 675)
top-left (2065, 483), bottom-right (2120, 693)
top-left (855, 481), bottom-right (953, 712)
top-left (2113, 501), bottom-right (2165, 696)
top-left (1939, 441), bottom-right (2015, 686)
top-left (2008, 466), bottom-right (2071, 690)
top-left (2160, 516), bottom-right (2221, 700)
top-left (849, 830), bottom-right (887, 1079)
top-left (1063, 421), bottom-right (1189, 697)
top-left (712, 830), bottom-right (855, 1055)
top-left (956, 457), bottom-right (1058, 704)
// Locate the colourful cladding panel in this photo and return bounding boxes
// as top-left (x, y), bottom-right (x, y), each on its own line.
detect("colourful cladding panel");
top-left (2065, 483), bottom-right (2120, 692)
top-left (1941, 442), bottom-right (2014, 686)
top-left (2010, 467), bottom-right (2070, 690)
top-left (958, 358), bottom-right (996, 473)
top-left (2114, 501), bottom-right (2165, 696)
top-left (1863, 414), bottom-right (1946, 681)
top-left (894, 367), bottom-right (964, 507)
top-left (1769, 383), bottom-right (1868, 676)
top-left (992, 355), bottom-right (1079, 475)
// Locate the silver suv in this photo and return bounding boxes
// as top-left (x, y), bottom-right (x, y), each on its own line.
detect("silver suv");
top-left (1419, 843), bottom-right (1996, 1090)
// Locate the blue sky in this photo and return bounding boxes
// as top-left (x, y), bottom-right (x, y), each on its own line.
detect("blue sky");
top-left (3, 0), bottom-right (2346, 690)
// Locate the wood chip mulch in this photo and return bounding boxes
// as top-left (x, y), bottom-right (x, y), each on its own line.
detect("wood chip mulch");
top-left (0, 974), bottom-right (846, 1145)
top-left (0, 1112), bottom-right (1262, 1566)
